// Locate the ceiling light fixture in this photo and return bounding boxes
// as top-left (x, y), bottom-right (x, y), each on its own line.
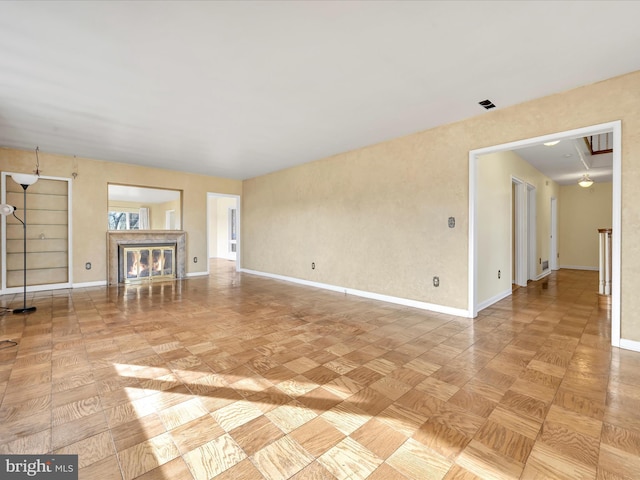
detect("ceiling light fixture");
top-left (544, 141), bottom-right (560, 146)
top-left (578, 174), bottom-right (594, 188)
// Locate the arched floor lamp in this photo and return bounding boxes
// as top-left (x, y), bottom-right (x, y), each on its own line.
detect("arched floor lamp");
top-left (1, 173), bottom-right (39, 314)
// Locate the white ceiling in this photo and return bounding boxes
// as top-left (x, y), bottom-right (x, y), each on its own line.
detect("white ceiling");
top-left (0, 1), bottom-right (638, 181)
top-left (515, 138), bottom-right (613, 186)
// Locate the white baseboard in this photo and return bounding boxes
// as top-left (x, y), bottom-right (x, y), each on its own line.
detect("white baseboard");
top-left (241, 269), bottom-right (471, 318)
top-left (558, 265), bottom-right (598, 271)
top-left (186, 271), bottom-right (209, 278)
top-left (476, 288), bottom-right (512, 312)
top-left (619, 338), bottom-right (640, 353)
top-left (1, 283), bottom-right (72, 294)
top-left (534, 270), bottom-right (552, 281)
top-left (72, 280), bottom-right (107, 288)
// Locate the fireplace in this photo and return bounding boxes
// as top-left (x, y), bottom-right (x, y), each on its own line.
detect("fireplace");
top-left (107, 231), bottom-right (186, 285)
top-left (121, 244), bottom-right (176, 282)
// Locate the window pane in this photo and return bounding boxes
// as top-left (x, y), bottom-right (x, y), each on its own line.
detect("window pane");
top-left (108, 212), bottom-right (128, 230)
top-left (129, 213), bottom-right (139, 230)
top-left (230, 209), bottom-right (237, 240)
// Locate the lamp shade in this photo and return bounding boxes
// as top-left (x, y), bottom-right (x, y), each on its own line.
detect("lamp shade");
top-left (11, 173), bottom-right (39, 186)
top-left (0, 204), bottom-right (16, 216)
top-left (578, 174), bottom-right (594, 188)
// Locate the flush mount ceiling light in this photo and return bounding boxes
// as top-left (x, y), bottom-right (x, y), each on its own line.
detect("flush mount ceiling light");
top-left (544, 141), bottom-right (560, 146)
top-left (578, 174), bottom-right (594, 188)
top-left (478, 99), bottom-right (496, 110)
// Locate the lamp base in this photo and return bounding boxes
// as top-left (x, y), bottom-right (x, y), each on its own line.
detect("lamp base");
top-left (13, 306), bottom-right (36, 314)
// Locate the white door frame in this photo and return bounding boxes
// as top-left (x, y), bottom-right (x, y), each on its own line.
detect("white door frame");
top-left (527, 184), bottom-right (537, 280)
top-left (512, 176), bottom-right (527, 287)
top-left (550, 197), bottom-right (558, 270)
top-left (469, 120), bottom-right (621, 347)
top-left (206, 192), bottom-right (241, 273)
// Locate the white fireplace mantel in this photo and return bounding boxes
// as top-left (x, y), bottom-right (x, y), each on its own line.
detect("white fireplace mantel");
top-left (107, 230), bottom-right (186, 284)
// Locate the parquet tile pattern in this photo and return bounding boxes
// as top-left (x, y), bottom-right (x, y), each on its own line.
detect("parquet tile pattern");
top-left (1, 259), bottom-right (639, 479)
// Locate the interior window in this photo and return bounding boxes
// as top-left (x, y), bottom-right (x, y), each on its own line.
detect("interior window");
top-left (108, 211), bottom-right (139, 230)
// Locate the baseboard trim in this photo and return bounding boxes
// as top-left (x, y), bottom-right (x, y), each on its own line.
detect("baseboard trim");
top-left (72, 280), bottom-right (108, 288)
top-left (2, 283), bottom-right (72, 294)
top-left (534, 270), bottom-right (552, 281)
top-left (619, 338), bottom-right (640, 353)
top-left (241, 269), bottom-right (471, 318)
top-left (476, 288), bottom-right (512, 312)
top-left (186, 271), bottom-right (209, 278)
top-left (558, 265), bottom-right (598, 271)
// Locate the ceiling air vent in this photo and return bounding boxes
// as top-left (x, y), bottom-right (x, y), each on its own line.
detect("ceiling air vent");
top-left (478, 99), bottom-right (496, 110)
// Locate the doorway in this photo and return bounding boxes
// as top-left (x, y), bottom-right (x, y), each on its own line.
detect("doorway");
top-left (206, 193), bottom-right (240, 272)
top-left (469, 121), bottom-right (621, 346)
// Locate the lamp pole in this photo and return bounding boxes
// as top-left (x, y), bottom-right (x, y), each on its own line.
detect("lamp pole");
top-left (8, 173), bottom-right (39, 314)
top-left (13, 183), bottom-right (36, 314)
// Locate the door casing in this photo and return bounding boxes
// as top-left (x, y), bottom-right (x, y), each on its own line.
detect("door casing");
top-left (469, 121), bottom-right (621, 346)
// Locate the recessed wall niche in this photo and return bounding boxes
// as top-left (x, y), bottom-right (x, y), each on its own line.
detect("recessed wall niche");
top-left (108, 184), bottom-right (182, 231)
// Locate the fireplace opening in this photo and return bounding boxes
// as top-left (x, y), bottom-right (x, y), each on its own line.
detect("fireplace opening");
top-left (119, 244), bottom-right (176, 283)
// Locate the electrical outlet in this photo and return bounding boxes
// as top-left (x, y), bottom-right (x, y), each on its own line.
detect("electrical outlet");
top-left (311, 262), bottom-right (315, 270)
top-left (193, 257), bottom-right (198, 263)
top-left (85, 262), bottom-right (91, 270)
top-left (433, 276), bottom-right (440, 287)
top-left (498, 270), bottom-right (501, 279)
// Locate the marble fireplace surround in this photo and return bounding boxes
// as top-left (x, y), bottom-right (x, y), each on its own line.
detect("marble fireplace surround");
top-left (107, 231), bottom-right (186, 285)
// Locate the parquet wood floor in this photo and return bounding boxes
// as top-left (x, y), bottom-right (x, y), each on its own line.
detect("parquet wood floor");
top-left (1, 259), bottom-right (639, 479)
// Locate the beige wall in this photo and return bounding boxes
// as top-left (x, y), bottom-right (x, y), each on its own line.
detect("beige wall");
top-left (108, 200), bottom-right (143, 212)
top-left (151, 198), bottom-right (181, 230)
top-left (243, 69), bottom-right (640, 340)
top-left (476, 150), bottom-right (560, 305)
top-left (559, 182), bottom-right (613, 269)
top-left (1, 148), bottom-right (241, 283)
